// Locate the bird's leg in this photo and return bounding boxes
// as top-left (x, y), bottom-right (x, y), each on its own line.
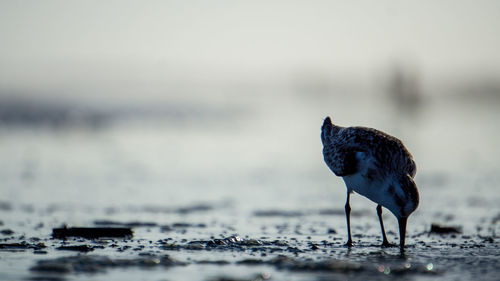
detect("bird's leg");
top-left (377, 205), bottom-right (391, 247)
top-left (398, 217), bottom-right (408, 253)
top-left (345, 191), bottom-right (353, 247)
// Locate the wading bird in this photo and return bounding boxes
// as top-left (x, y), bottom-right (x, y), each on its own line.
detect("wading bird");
top-left (321, 117), bottom-right (419, 251)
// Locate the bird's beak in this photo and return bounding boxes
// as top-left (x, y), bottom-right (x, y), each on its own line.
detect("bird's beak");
top-left (398, 217), bottom-right (408, 252)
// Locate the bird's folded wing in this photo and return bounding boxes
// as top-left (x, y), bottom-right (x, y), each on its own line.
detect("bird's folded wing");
top-left (323, 144), bottom-right (359, 177)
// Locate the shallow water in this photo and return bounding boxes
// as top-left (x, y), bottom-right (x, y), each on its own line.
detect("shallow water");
top-left (1, 92), bottom-right (499, 280)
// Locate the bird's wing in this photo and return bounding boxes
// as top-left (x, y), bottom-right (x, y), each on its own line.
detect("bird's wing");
top-left (323, 144), bottom-right (360, 177)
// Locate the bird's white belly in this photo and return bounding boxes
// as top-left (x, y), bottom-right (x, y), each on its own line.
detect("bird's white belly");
top-left (343, 173), bottom-right (381, 204)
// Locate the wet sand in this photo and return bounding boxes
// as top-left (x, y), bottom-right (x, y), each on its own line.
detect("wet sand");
top-left (0, 201), bottom-right (498, 281)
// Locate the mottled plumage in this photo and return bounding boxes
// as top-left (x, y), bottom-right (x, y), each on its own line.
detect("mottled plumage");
top-left (322, 124), bottom-right (416, 178)
top-left (321, 116), bottom-right (419, 251)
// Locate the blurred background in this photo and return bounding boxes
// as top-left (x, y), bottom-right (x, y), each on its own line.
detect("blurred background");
top-left (1, 1), bottom-right (499, 233)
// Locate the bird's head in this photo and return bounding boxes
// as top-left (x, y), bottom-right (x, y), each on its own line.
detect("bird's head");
top-left (387, 174), bottom-right (419, 251)
top-left (386, 174), bottom-right (420, 219)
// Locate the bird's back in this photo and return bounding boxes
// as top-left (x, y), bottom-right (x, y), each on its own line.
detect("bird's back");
top-left (322, 119), bottom-right (416, 179)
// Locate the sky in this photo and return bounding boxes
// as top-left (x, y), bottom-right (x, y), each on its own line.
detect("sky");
top-left (1, 0), bottom-right (500, 100)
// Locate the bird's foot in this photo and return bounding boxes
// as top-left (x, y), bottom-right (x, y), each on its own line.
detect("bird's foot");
top-left (344, 240), bottom-right (353, 247)
top-left (381, 240), bottom-right (396, 248)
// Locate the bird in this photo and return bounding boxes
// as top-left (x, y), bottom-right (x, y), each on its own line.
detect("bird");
top-left (321, 116), bottom-right (419, 251)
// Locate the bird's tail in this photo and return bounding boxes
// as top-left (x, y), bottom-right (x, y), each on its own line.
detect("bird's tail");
top-left (321, 116), bottom-right (340, 145)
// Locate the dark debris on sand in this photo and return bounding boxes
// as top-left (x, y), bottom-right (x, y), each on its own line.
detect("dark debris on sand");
top-left (52, 226), bottom-right (133, 239)
top-left (1, 229), bottom-right (14, 235)
top-left (0, 242), bottom-right (46, 251)
top-left (430, 224), bottom-right (462, 234)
